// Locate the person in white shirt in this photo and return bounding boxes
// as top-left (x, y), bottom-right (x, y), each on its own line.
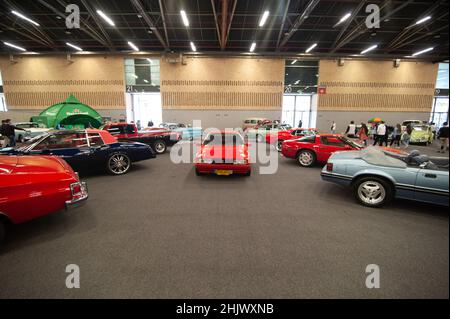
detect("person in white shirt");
top-left (345, 121), bottom-right (356, 138)
top-left (330, 121), bottom-right (336, 134)
top-left (373, 121), bottom-right (387, 146)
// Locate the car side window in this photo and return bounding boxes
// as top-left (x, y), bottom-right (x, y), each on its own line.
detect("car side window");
top-left (107, 126), bottom-right (123, 136)
top-left (88, 134), bottom-right (104, 147)
top-left (125, 125), bottom-right (136, 134)
top-left (33, 133), bottom-right (88, 150)
top-left (321, 137), bottom-right (346, 146)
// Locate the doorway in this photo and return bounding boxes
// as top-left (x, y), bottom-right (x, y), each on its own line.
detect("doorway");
top-left (282, 94), bottom-right (315, 128)
top-left (129, 93), bottom-right (162, 128)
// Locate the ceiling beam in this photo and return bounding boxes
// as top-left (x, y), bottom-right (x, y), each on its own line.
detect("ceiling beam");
top-left (223, 0), bottom-right (237, 50)
top-left (80, 0), bottom-right (115, 50)
top-left (279, 0), bottom-right (321, 48)
top-left (387, 0), bottom-right (446, 50)
top-left (158, 0), bottom-right (170, 48)
top-left (331, 0), bottom-right (366, 48)
top-left (0, 21), bottom-right (50, 47)
top-left (220, 0), bottom-right (228, 50)
top-left (130, 0), bottom-right (168, 50)
top-left (391, 24), bottom-right (448, 50)
top-left (211, 0), bottom-right (222, 48)
top-left (332, 0), bottom-right (414, 53)
top-left (276, 0), bottom-right (291, 49)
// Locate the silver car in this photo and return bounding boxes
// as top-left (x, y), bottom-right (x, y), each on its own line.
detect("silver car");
top-left (321, 147), bottom-right (449, 208)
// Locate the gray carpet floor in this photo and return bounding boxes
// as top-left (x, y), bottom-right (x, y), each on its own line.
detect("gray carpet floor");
top-left (0, 141), bottom-right (448, 298)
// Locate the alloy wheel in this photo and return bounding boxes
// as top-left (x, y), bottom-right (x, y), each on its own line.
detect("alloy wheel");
top-left (108, 154), bottom-right (130, 175)
top-left (357, 181), bottom-right (386, 206)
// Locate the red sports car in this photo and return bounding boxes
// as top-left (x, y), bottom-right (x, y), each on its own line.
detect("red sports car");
top-left (266, 128), bottom-right (318, 151)
top-left (195, 131), bottom-right (251, 176)
top-left (0, 155), bottom-right (88, 243)
top-left (281, 134), bottom-right (363, 167)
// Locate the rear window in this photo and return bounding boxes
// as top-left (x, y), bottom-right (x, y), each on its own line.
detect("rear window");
top-left (298, 136), bottom-right (315, 143)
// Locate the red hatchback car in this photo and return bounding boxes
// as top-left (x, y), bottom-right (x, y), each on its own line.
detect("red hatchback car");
top-left (0, 155), bottom-right (88, 243)
top-left (195, 131), bottom-right (251, 176)
top-left (281, 134), bottom-right (363, 167)
top-left (266, 128), bottom-right (318, 151)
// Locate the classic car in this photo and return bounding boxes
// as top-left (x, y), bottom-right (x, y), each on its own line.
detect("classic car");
top-left (150, 123), bottom-right (203, 141)
top-left (102, 122), bottom-right (180, 154)
top-left (0, 155), bottom-right (88, 243)
top-left (281, 134), bottom-right (363, 167)
top-left (246, 123), bottom-right (292, 143)
top-left (410, 125), bottom-right (434, 145)
top-left (242, 118), bottom-right (269, 130)
top-left (195, 130), bottom-right (251, 176)
top-left (401, 120), bottom-right (425, 132)
top-left (266, 128), bottom-right (318, 151)
top-left (14, 122), bottom-right (51, 143)
top-left (0, 129), bottom-right (155, 175)
top-left (321, 147), bottom-right (449, 207)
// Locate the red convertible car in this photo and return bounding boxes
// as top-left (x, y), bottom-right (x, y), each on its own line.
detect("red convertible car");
top-left (195, 131), bottom-right (251, 176)
top-left (266, 128), bottom-right (318, 151)
top-left (281, 134), bottom-right (363, 167)
top-left (0, 155), bottom-right (88, 243)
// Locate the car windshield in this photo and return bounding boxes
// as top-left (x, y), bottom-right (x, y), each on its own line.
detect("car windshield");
top-left (341, 136), bottom-right (363, 148)
top-left (16, 123), bottom-right (39, 129)
top-left (203, 133), bottom-right (245, 146)
top-left (412, 125), bottom-right (427, 131)
top-left (15, 134), bottom-right (48, 151)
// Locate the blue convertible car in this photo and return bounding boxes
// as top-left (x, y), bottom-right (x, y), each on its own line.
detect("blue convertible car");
top-left (0, 129), bottom-right (156, 175)
top-left (321, 147), bottom-right (449, 207)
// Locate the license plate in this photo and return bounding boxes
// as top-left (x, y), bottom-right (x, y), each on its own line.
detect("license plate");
top-left (215, 170), bottom-right (233, 176)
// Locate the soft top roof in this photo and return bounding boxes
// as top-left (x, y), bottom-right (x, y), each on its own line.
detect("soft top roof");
top-left (360, 147), bottom-right (407, 168)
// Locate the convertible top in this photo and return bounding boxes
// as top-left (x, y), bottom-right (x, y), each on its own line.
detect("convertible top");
top-left (360, 147), bottom-right (407, 168)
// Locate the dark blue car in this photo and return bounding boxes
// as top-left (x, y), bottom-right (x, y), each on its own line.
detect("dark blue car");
top-left (0, 129), bottom-right (156, 175)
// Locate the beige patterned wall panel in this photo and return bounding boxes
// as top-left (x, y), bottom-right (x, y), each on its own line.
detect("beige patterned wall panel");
top-left (0, 55), bottom-right (125, 109)
top-left (318, 60), bottom-right (438, 112)
top-left (160, 57), bottom-right (284, 110)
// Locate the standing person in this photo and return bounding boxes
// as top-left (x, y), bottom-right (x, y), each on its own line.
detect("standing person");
top-left (2, 119), bottom-right (27, 147)
top-left (358, 123), bottom-right (369, 146)
top-left (401, 124), bottom-right (413, 149)
top-left (374, 121), bottom-right (387, 146)
top-left (437, 122), bottom-right (449, 153)
top-left (390, 124), bottom-right (402, 147)
top-left (430, 122), bottom-right (437, 140)
top-left (0, 120), bottom-right (10, 148)
top-left (345, 121), bottom-right (357, 138)
top-left (330, 121), bottom-right (337, 134)
top-left (298, 119), bottom-right (303, 128)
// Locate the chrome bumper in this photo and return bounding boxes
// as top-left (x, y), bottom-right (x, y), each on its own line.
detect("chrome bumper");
top-left (65, 182), bottom-right (89, 210)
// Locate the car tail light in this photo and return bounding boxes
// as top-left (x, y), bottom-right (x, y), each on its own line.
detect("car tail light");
top-left (70, 182), bottom-right (87, 200)
top-left (326, 163), bottom-right (333, 172)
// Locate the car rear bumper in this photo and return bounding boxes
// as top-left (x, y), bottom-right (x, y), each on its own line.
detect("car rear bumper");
top-left (65, 182), bottom-right (89, 210)
top-left (195, 163), bottom-right (251, 175)
top-left (320, 170), bottom-right (352, 187)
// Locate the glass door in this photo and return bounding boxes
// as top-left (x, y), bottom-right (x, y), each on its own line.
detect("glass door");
top-left (282, 94), bottom-right (313, 128)
top-left (132, 93), bottom-right (162, 128)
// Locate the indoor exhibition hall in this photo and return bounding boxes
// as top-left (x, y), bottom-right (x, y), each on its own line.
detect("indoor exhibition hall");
top-left (0, 0), bottom-right (449, 302)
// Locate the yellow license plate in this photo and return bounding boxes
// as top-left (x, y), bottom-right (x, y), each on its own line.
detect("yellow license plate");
top-left (215, 170), bottom-right (233, 176)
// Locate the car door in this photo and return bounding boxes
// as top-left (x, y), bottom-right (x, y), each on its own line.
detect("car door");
top-left (414, 165), bottom-right (449, 205)
top-left (29, 132), bottom-right (91, 171)
top-left (317, 136), bottom-right (349, 162)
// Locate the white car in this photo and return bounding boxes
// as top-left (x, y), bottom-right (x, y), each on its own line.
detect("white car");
top-left (14, 122), bottom-right (51, 142)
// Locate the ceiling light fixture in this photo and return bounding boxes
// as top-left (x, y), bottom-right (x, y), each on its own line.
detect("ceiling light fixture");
top-left (412, 47), bottom-right (434, 56)
top-left (11, 10), bottom-right (40, 26)
top-left (259, 11), bottom-right (270, 27)
top-left (305, 43), bottom-right (318, 53)
top-left (190, 41), bottom-right (197, 52)
top-left (66, 42), bottom-right (83, 51)
top-left (128, 41), bottom-right (139, 51)
top-left (291, 60), bottom-right (297, 65)
top-left (96, 10), bottom-right (115, 26)
top-left (336, 12), bottom-right (351, 26)
top-left (147, 58), bottom-right (152, 64)
top-left (180, 10), bottom-right (189, 27)
top-left (249, 42), bottom-right (256, 52)
top-left (415, 16), bottom-right (431, 25)
top-left (3, 41), bottom-right (26, 51)
top-left (361, 44), bottom-right (378, 54)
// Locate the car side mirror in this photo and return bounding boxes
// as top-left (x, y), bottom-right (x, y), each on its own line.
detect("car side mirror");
top-left (419, 162), bottom-right (428, 169)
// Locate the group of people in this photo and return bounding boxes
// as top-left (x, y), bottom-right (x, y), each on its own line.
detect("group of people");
top-left (0, 119), bottom-right (27, 148)
top-left (334, 120), bottom-right (450, 151)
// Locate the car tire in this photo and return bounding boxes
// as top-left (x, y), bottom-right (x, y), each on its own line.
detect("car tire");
top-left (195, 168), bottom-right (204, 176)
top-left (297, 149), bottom-right (316, 167)
top-left (106, 153), bottom-right (131, 175)
top-left (153, 140), bottom-right (167, 154)
top-left (276, 141), bottom-right (283, 152)
top-left (244, 169), bottom-right (251, 177)
top-left (0, 221), bottom-right (5, 245)
top-left (353, 176), bottom-right (393, 208)
top-left (256, 134), bottom-right (264, 143)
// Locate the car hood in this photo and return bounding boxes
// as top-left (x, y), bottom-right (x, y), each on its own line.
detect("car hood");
top-left (199, 145), bottom-right (248, 160)
top-left (0, 155), bottom-right (71, 175)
